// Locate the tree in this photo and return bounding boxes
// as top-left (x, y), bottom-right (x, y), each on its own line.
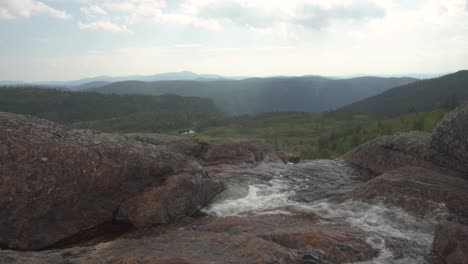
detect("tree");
top-left (412, 115), bottom-right (425, 131)
top-left (444, 94), bottom-right (460, 110)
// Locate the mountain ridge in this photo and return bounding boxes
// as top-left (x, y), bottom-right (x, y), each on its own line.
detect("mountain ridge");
top-left (340, 70), bottom-right (468, 115)
top-left (90, 76), bottom-right (417, 115)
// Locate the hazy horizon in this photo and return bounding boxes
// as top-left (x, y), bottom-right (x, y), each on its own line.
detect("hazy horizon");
top-left (1, 0), bottom-right (467, 81)
top-left (0, 70), bottom-right (451, 84)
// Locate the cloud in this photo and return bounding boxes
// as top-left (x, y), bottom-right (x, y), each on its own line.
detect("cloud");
top-left (78, 0), bottom-right (222, 31)
top-left (80, 5), bottom-right (107, 16)
top-left (78, 20), bottom-right (130, 33)
top-left (75, 0), bottom-right (387, 33)
top-left (181, 0), bottom-right (387, 30)
top-left (196, 2), bottom-right (281, 28)
top-left (294, 0), bottom-right (386, 29)
top-left (0, 0), bottom-right (70, 20)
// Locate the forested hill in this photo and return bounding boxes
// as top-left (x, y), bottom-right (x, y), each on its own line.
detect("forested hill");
top-left (89, 76), bottom-right (416, 115)
top-left (0, 87), bottom-right (222, 133)
top-left (341, 70), bottom-right (468, 116)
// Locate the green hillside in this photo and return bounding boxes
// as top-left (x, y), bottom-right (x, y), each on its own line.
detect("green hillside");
top-left (199, 107), bottom-right (453, 159)
top-left (90, 76), bottom-right (416, 115)
top-left (341, 70), bottom-right (468, 115)
top-left (0, 86), bottom-right (222, 133)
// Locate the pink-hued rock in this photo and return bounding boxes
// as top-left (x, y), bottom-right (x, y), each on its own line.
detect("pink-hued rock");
top-left (347, 166), bottom-right (468, 219)
top-left (0, 112), bottom-right (221, 250)
top-left (432, 221), bottom-right (468, 264)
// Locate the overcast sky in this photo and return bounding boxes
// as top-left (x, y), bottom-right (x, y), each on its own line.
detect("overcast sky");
top-left (0, 0), bottom-right (467, 81)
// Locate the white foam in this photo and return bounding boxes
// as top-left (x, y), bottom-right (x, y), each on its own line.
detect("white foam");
top-left (202, 164), bottom-right (447, 263)
top-left (202, 180), bottom-right (296, 217)
top-left (297, 200), bottom-right (445, 264)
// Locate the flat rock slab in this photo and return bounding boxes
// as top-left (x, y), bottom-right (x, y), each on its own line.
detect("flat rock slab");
top-left (132, 133), bottom-right (282, 167)
top-left (0, 229), bottom-right (299, 264)
top-left (173, 214), bottom-right (378, 263)
top-left (347, 166), bottom-right (468, 220)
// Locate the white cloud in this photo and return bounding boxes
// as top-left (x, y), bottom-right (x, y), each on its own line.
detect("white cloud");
top-left (0, 0), bottom-right (70, 20)
top-left (181, 0), bottom-right (388, 29)
top-left (74, 0), bottom-right (390, 34)
top-left (78, 20), bottom-right (130, 33)
top-left (80, 5), bottom-right (107, 16)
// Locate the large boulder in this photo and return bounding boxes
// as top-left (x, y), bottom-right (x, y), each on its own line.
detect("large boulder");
top-left (0, 112), bottom-right (222, 250)
top-left (343, 105), bottom-right (468, 178)
top-left (342, 131), bottom-right (465, 177)
top-left (347, 166), bottom-right (468, 220)
top-left (116, 171), bottom-right (222, 228)
top-left (132, 134), bottom-right (282, 173)
top-left (431, 104), bottom-right (468, 174)
top-left (343, 132), bottom-right (448, 174)
top-left (432, 221), bottom-right (468, 264)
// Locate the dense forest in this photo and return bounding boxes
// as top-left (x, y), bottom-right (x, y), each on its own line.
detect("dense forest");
top-left (0, 86), bottom-right (222, 133)
top-left (89, 76), bottom-right (415, 115)
top-left (341, 70), bottom-right (468, 115)
top-left (198, 106), bottom-right (456, 159)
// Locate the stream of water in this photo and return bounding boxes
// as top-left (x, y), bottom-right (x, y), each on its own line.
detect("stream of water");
top-left (203, 160), bottom-right (447, 264)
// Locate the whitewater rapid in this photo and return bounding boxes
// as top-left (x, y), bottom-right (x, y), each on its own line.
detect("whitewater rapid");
top-left (202, 160), bottom-right (447, 264)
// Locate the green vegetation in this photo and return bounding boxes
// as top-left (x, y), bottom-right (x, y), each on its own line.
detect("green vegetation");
top-left (0, 86), bottom-right (222, 133)
top-left (342, 70), bottom-right (468, 115)
top-left (200, 108), bottom-right (452, 159)
top-left (90, 76), bottom-right (415, 115)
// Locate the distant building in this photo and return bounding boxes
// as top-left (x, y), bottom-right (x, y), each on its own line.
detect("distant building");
top-left (179, 129), bottom-right (196, 135)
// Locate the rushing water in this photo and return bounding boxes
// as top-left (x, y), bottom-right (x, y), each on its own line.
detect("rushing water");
top-left (203, 160), bottom-right (447, 264)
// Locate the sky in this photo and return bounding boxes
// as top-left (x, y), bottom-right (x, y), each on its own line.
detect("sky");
top-left (0, 0), bottom-right (467, 81)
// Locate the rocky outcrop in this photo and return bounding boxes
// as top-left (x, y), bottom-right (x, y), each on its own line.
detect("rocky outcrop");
top-left (347, 166), bottom-right (468, 220)
top-left (432, 105), bottom-right (468, 174)
top-left (432, 221), bottom-right (468, 264)
top-left (343, 105), bottom-right (468, 178)
top-left (132, 133), bottom-right (282, 174)
top-left (277, 149), bottom-right (301, 164)
top-left (116, 170), bottom-right (222, 228)
top-left (342, 131), bottom-right (462, 176)
top-left (342, 105), bottom-right (468, 264)
top-left (0, 213), bottom-right (380, 264)
top-left (0, 112), bottom-right (222, 250)
top-left (133, 134), bottom-right (281, 166)
top-left (0, 229), bottom-right (299, 264)
top-left (189, 214), bottom-right (378, 263)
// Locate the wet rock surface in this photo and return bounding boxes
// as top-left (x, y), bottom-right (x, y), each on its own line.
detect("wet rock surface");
top-left (183, 214), bottom-right (378, 263)
top-left (0, 229), bottom-right (300, 264)
top-left (342, 105), bottom-right (468, 264)
top-left (347, 166), bottom-right (468, 220)
top-left (432, 220), bottom-right (468, 264)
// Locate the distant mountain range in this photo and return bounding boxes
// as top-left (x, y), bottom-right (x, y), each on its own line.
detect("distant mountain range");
top-left (0, 71), bottom-right (442, 90)
top-left (89, 76), bottom-right (416, 115)
top-left (340, 70), bottom-right (468, 115)
top-left (0, 71), bottom-right (248, 89)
